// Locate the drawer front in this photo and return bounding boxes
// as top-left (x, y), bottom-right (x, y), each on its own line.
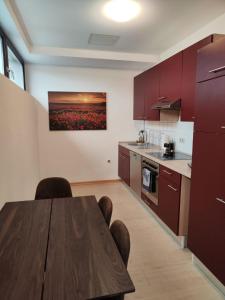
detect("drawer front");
top-left (159, 165), bottom-right (181, 187)
top-left (197, 37), bottom-right (225, 82)
top-left (118, 145), bottom-right (130, 157)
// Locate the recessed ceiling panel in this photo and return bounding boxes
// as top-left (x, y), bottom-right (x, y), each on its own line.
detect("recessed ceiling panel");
top-left (88, 33), bottom-right (120, 46)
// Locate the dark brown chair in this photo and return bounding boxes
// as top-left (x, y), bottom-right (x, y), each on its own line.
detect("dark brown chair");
top-left (35, 177), bottom-right (72, 200)
top-left (105, 220), bottom-right (131, 300)
top-left (110, 220), bottom-right (130, 268)
top-left (98, 196), bottom-right (113, 226)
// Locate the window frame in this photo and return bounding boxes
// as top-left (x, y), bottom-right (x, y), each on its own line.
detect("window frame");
top-left (0, 26), bottom-right (26, 90)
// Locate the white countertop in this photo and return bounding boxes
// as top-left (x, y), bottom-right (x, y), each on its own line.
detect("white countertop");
top-left (119, 142), bottom-right (192, 179)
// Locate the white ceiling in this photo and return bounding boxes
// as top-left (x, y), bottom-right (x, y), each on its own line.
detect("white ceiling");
top-left (1, 0), bottom-right (225, 69)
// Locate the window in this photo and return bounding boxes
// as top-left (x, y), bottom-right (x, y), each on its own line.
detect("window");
top-left (0, 27), bottom-right (25, 89)
top-left (7, 46), bottom-right (24, 89)
top-left (0, 37), bottom-right (4, 75)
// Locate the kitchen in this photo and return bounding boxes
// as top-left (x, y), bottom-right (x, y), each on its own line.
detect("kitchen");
top-left (119, 32), bottom-right (225, 295)
top-left (0, 1), bottom-right (225, 300)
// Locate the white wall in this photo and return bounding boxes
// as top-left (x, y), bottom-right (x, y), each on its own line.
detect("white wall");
top-left (160, 11), bottom-right (225, 61)
top-left (143, 120), bottom-right (194, 155)
top-left (26, 65), bottom-right (139, 183)
top-left (0, 75), bottom-right (39, 209)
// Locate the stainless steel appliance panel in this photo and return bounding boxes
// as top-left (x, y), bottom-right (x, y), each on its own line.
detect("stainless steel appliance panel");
top-left (142, 158), bottom-right (159, 205)
top-left (130, 151), bottom-right (142, 197)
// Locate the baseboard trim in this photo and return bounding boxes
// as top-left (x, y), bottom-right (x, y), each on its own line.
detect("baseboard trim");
top-left (192, 255), bottom-right (225, 297)
top-left (70, 179), bottom-right (121, 186)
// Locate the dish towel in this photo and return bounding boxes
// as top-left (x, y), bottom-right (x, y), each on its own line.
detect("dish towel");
top-left (143, 168), bottom-right (151, 189)
top-left (143, 167), bottom-right (156, 193)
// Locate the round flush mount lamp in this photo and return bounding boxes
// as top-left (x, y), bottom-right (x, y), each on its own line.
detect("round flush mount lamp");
top-left (103, 0), bottom-right (141, 23)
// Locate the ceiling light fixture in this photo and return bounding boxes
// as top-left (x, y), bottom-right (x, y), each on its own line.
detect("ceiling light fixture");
top-left (103, 0), bottom-right (141, 23)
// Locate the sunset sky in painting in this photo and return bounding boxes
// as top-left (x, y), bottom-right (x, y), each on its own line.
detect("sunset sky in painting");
top-left (48, 92), bottom-right (106, 104)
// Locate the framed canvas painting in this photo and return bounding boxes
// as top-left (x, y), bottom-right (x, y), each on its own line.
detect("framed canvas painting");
top-left (48, 91), bottom-right (107, 130)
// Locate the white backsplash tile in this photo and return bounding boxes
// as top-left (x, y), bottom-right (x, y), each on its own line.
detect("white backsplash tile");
top-left (136, 120), bottom-right (194, 155)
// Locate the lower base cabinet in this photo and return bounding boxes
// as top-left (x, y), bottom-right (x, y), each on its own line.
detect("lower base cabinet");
top-left (158, 167), bottom-right (181, 235)
top-left (118, 146), bottom-right (130, 186)
top-left (118, 146), bottom-right (190, 239)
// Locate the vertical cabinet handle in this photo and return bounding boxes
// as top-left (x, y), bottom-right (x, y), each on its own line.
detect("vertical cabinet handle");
top-left (216, 198), bottom-right (225, 205)
top-left (168, 185), bottom-right (178, 192)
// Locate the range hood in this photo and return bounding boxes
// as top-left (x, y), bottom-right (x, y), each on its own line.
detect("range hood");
top-left (152, 99), bottom-right (181, 110)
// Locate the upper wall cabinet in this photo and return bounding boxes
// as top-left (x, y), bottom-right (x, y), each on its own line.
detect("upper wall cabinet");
top-left (196, 35), bottom-right (225, 83)
top-left (145, 66), bottom-right (160, 121)
top-left (133, 68), bottom-right (160, 121)
top-left (133, 34), bottom-right (224, 122)
top-left (181, 34), bottom-right (223, 121)
top-left (159, 52), bottom-right (182, 102)
top-left (133, 72), bottom-right (146, 120)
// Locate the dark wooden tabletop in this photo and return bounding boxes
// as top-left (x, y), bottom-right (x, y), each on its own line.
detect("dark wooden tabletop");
top-left (0, 199), bottom-right (52, 300)
top-left (0, 196), bottom-right (135, 300)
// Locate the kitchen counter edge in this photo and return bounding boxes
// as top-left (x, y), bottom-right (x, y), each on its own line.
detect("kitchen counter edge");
top-left (119, 142), bottom-right (192, 179)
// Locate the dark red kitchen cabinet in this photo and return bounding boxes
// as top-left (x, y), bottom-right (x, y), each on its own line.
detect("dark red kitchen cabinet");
top-left (181, 37), bottom-right (212, 121)
top-left (195, 76), bottom-right (225, 134)
top-left (158, 167), bottom-right (181, 235)
top-left (197, 35), bottom-right (225, 83)
top-left (133, 73), bottom-right (146, 120)
top-left (145, 66), bottom-right (160, 121)
top-left (118, 146), bottom-right (130, 186)
top-left (159, 52), bottom-right (182, 102)
top-left (188, 132), bottom-right (225, 286)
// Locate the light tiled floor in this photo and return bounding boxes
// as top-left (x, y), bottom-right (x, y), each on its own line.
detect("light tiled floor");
top-left (72, 181), bottom-right (224, 300)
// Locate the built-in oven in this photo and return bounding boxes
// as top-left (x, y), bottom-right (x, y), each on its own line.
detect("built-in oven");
top-left (142, 157), bottom-right (159, 206)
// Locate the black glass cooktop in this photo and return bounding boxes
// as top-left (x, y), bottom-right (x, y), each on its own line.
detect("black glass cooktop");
top-left (147, 152), bottom-right (192, 161)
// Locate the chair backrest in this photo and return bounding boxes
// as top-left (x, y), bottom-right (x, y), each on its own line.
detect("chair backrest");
top-left (35, 177), bottom-right (72, 200)
top-left (98, 196), bottom-right (113, 226)
top-left (110, 220), bottom-right (130, 268)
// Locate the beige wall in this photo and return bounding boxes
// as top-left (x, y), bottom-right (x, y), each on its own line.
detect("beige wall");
top-left (26, 65), bottom-right (139, 183)
top-left (0, 75), bottom-right (39, 209)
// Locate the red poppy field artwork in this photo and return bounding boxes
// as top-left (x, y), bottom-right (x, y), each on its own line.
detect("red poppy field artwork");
top-left (48, 91), bottom-right (107, 130)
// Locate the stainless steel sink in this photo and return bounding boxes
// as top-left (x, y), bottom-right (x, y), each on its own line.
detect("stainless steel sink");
top-left (128, 142), bottom-right (142, 146)
top-left (127, 142), bottom-right (153, 149)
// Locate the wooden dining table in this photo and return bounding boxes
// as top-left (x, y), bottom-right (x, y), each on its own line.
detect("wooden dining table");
top-left (0, 196), bottom-right (135, 300)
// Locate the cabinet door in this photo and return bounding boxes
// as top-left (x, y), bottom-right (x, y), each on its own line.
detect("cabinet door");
top-left (133, 73), bottom-right (146, 120)
top-left (188, 132), bottom-right (225, 286)
top-left (118, 152), bottom-right (124, 179)
top-left (197, 36), bottom-right (225, 82)
top-left (195, 76), bottom-right (225, 134)
top-left (118, 152), bottom-right (130, 186)
top-left (159, 52), bottom-right (182, 101)
top-left (123, 154), bottom-right (130, 186)
top-left (145, 66), bottom-right (160, 121)
top-left (181, 37), bottom-right (212, 121)
top-left (158, 176), bottom-right (181, 235)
